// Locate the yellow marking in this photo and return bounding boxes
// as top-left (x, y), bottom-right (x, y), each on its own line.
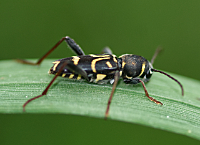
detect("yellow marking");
top-left (77, 74), bottom-right (82, 80)
top-left (52, 61), bottom-right (60, 71)
top-left (106, 61), bottom-right (112, 68)
top-left (52, 60), bottom-right (60, 64)
top-left (90, 54), bottom-right (110, 57)
top-left (91, 57), bottom-right (110, 73)
top-left (72, 56), bottom-right (80, 65)
top-left (122, 61), bottom-right (126, 68)
top-left (69, 74), bottom-right (74, 79)
top-left (138, 62), bottom-right (146, 77)
top-left (95, 74), bottom-right (107, 82)
top-left (120, 71), bottom-right (123, 76)
top-left (126, 75), bottom-right (132, 79)
top-left (113, 57), bottom-right (118, 63)
top-left (62, 73), bottom-right (66, 77)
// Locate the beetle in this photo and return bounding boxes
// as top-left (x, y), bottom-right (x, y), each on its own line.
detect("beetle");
top-left (17, 36), bottom-right (184, 118)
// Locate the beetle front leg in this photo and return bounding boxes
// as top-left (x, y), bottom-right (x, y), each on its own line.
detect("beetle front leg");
top-left (138, 79), bottom-right (163, 105)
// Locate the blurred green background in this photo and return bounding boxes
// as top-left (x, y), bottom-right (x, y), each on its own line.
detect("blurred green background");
top-left (1, 0), bottom-right (200, 144)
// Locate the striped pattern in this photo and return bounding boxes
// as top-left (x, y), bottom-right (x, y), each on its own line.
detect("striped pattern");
top-left (48, 54), bottom-right (119, 83)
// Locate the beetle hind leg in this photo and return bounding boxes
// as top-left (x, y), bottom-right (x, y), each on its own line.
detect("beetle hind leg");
top-left (16, 36), bottom-right (85, 65)
top-left (62, 61), bottom-right (89, 81)
top-left (23, 60), bottom-right (89, 111)
top-left (23, 60), bottom-right (69, 111)
top-left (49, 60), bottom-right (89, 81)
top-left (65, 36), bottom-right (85, 56)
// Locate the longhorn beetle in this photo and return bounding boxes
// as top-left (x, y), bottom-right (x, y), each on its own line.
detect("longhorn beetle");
top-left (17, 36), bottom-right (184, 119)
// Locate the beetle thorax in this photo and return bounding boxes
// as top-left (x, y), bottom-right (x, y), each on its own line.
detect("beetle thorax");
top-left (119, 54), bottom-right (151, 80)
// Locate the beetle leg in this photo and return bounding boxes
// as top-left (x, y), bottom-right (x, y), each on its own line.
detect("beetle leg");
top-left (105, 70), bottom-right (120, 119)
top-left (16, 36), bottom-right (85, 65)
top-left (65, 36), bottom-right (85, 56)
top-left (23, 60), bottom-right (67, 111)
top-left (61, 60), bottom-right (89, 81)
top-left (22, 60), bottom-right (89, 111)
top-left (101, 46), bottom-right (113, 54)
top-left (138, 79), bottom-right (163, 105)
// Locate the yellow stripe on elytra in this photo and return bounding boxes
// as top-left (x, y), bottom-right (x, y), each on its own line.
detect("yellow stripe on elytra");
top-left (113, 57), bottom-right (118, 63)
top-left (138, 62), bottom-right (146, 77)
top-left (77, 74), bottom-right (82, 80)
top-left (52, 61), bottom-right (60, 71)
top-left (91, 57), bottom-right (110, 73)
top-left (89, 54), bottom-right (110, 57)
top-left (72, 56), bottom-right (80, 65)
top-left (106, 61), bottom-right (112, 68)
top-left (62, 73), bottom-right (66, 77)
top-left (69, 74), bottom-right (74, 79)
top-left (95, 74), bottom-right (107, 82)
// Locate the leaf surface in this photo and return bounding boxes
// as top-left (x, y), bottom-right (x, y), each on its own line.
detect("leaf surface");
top-left (0, 59), bottom-right (200, 140)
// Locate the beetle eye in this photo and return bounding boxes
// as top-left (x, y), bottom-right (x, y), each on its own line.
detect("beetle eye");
top-left (146, 70), bottom-right (152, 79)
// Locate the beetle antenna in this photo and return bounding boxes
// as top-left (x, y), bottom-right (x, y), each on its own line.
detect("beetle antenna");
top-left (151, 47), bottom-right (162, 65)
top-left (151, 68), bottom-right (184, 96)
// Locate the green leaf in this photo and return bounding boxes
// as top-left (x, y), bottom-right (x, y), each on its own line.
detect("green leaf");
top-left (1, 59), bottom-right (200, 140)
